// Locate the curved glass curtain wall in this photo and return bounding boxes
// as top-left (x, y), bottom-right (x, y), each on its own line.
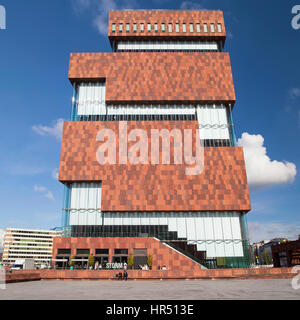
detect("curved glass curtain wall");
top-left (70, 82), bottom-right (236, 147)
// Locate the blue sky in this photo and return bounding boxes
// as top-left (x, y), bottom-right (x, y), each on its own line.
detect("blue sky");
top-left (0, 0), bottom-right (299, 242)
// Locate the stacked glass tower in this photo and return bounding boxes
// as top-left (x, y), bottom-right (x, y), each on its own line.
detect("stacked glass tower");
top-left (58, 10), bottom-right (251, 269)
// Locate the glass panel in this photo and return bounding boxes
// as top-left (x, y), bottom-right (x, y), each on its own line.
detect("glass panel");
top-left (114, 249), bottom-right (128, 255)
top-left (95, 249), bottom-right (109, 255)
top-left (119, 23), bottom-right (123, 32)
top-left (57, 249), bottom-right (71, 255)
top-left (77, 249), bottom-right (90, 255)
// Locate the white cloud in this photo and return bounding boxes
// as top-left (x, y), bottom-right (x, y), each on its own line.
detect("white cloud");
top-left (45, 191), bottom-right (55, 201)
top-left (0, 229), bottom-right (5, 249)
top-left (248, 221), bottom-right (300, 242)
top-left (289, 87), bottom-right (300, 100)
top-left (93, 0), bottom-right (118, 35)
top-left (180, 1), bottom-right (205, 10)
top-left (34, 185), bottom-right (47, 193)
top-left (51, 168), bottom-right (59, 180)
top-left (71, 0), bottom-right (139, 35)
top-left (32, 118), bottom-right (64, 140)
top-left (238, 132), bottom-right (297, 189)
top-left (34, 185), bottom-right (55, 201)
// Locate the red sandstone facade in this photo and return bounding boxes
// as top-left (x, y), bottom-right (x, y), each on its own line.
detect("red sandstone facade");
top-left (56, 9), bottom-right (252, 271)
top-left (59, 121), bottom-right (250, 211)
top-left (53, 237), bottom-right (202, 271)
top-left (68, 52), bottom-right (235, 105)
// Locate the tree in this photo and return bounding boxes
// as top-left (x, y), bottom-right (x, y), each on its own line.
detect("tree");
top-left (69, 256), bottom-right (74, 268)
top-left (148, 254), bottom-right (153, 269)
top-left (128, 254), bottom-right (134, 269)
top-left (88, 254), bottom-right (94, 267)
top-left (262, 250), bottom-right (272, 265)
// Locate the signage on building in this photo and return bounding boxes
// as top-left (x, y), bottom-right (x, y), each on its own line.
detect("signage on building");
top-left (106, 262), bottom-right (123, 269)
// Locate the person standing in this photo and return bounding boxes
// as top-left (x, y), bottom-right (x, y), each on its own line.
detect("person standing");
top-left (123, 262), bottom-right (128, 280)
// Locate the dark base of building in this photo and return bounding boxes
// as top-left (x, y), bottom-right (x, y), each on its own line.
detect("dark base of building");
top-left (52, 237), bottom-right (251, 270)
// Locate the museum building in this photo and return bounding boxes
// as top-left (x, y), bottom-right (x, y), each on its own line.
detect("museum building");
top-left (53, 10), bottom-right (251, 270)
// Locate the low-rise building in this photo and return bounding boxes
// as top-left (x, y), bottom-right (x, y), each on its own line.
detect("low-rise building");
top-left (250, 238), bottom-right (288, 265)
top-left (2, 228), bottom-right (61, 267)
top-left (272, 239), bottom-right (300, 267)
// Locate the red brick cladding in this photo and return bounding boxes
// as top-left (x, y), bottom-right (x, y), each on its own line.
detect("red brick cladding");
top-left (52, 237), bottom-right (203, 271)
top-left (59, 121), bottom-right (250, 212)
top-left (68, 52), bottom-right (236, 105)
top-left (108, 10), bottom-right (226, 38)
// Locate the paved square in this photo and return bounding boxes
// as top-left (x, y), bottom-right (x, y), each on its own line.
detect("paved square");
top-left (0, 279), bottom-right (299, 300)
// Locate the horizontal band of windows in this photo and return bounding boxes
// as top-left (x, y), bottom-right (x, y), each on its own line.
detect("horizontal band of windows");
top-left (116, 41), bottom-right (219, 51)
top-left (111, 23), bottom-right (223, 34)
top-left (107, 105), bottom-right (196, 115)
top-left (74, 114), bottom-right (197, 121)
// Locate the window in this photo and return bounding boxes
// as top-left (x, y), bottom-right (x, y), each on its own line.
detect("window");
top-left (182, 23), bottom-right (186, 32)
top-left (140, 23), bottom-right (144, 32)
top-left (112, 23), bottom-right (116, 33)
top-left (126, 23), bottom-right (130, 33)
top-left (147, 23), bottom-right (151, 32)
top-left (133, 23), bottom-right (137, 32)
top-left (161, 23), bottom-right (165, 32)
top-left (196, 105), bottom-right (230, 141)
top-left (69, 182), bottom-right (102, 226)
top-left (95, 249), bottom-right (109, 255)
top-left (154, 23), bottom-right (158, 32)
top-left (210, 23), bottom-right (215, 33)
top-left (217, 23), bottom-right (222, 33)
top-left (175, 23), bottom-right (179, 32)
top-left (203, 23), bottom-right (208, 32)
top-left (196, 23), bottom-right (200, 32)
top-left (114, 249), bottom-right (128, 255)
top-left (77, 83), bottom-right (106, 115)
top-left (189, 23), bottom-right (194, 32)
top-left (77, 249), bottom-right (90, 255)
top-left (119, 23), bottom-right (123, 32)
top-left (57, 249), bottom-right (71, 255)
top-left (168, 23), bottom-right (172, 32)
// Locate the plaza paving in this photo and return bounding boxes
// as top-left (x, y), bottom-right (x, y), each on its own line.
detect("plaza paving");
top-left (0, 279), bottom-right (299, 300)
